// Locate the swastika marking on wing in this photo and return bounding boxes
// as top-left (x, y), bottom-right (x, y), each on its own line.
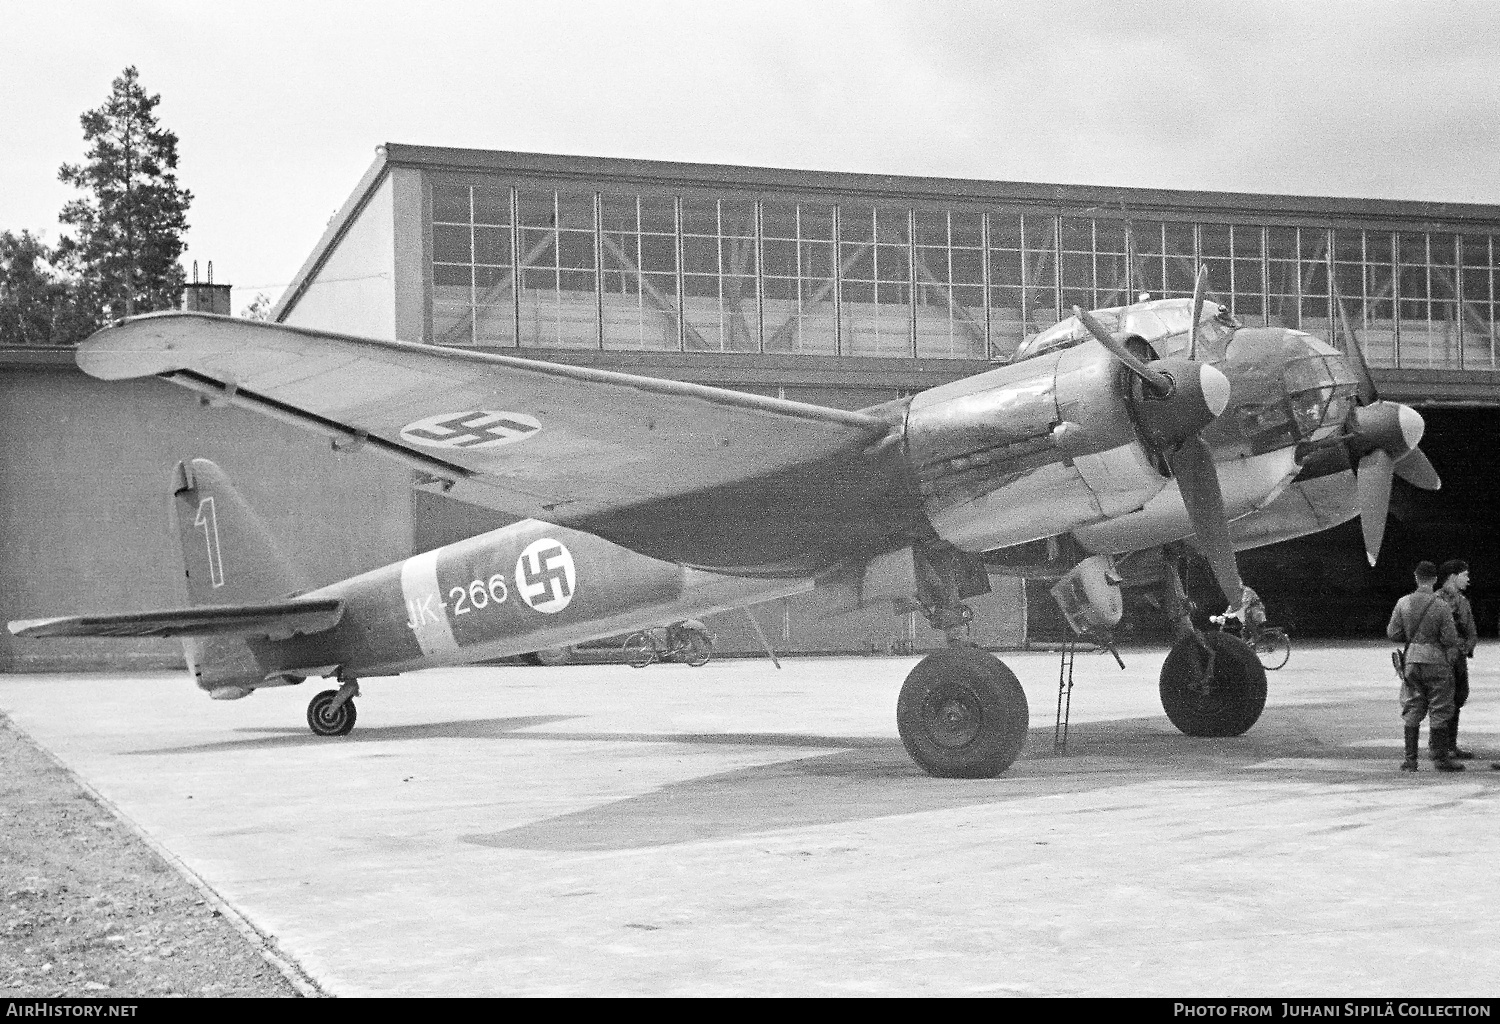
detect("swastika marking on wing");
top-left (515, 538), bottom-right (576, 614)
top-left (400, 410), bottom-right (541, 450)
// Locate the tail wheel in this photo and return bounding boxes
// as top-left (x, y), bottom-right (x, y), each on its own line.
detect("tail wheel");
top-left (307, 689), bottom-right (357, 737)
top-left (683, 634), bottom-right (712, 667)
top-left (897, 647), bottom-right (1029, 778)
top-left (1254, 629), bottom-right (1291, 671)
top-left (622, 632), bottom-right (654, 668)
top-left (1160, 632), bottom-right (1267, 737)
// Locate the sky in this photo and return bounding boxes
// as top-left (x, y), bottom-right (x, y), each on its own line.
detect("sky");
top-left (5, 0), bottom-right (1500, 315)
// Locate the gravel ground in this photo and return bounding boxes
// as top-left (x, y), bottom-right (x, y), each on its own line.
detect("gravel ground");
top-left (0, 714), bottom-right (306, 998)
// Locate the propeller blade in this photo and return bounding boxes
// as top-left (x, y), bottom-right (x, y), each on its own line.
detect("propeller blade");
top-left (1394, 447), bottom-right (1442, 491)
top-left (1357, 449), bottom-right (1395, 566)
top-left (1073, 306), bottom-right (1170, 395)
top-left (1188, 264), bottom-right (1208, 361)
top-left (1165, 433), bottom-right (1243, 608)
top-left (1332, 288), bottom-right (1378, 405)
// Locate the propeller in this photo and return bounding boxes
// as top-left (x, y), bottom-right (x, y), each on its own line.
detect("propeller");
top-left (1072, 299), bottom-right (1243, 608)
top-left (1331, 291), bottom-right (1442, 566)
top-left (1188, 263), bottom-right (1208, 361)
top-left (1166, 434), bottom-right (1244, 610)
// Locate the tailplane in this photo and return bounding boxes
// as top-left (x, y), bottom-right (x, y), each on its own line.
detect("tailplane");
top-left (9, 459), bottom-right (332, 701)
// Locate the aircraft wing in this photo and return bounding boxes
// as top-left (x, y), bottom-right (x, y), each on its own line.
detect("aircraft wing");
top-left (8, 598), bottom-right (344, 640)
top-left (77, 314), bottom-right (892, 531)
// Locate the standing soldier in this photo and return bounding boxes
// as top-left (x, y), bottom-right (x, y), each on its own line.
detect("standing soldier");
top-left (1437, 560), bottom-right (1478, 760)
top-left (1387, 560), bottom-right (1464, 773)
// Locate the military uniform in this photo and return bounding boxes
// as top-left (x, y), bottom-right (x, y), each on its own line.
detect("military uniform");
top-left (1387, 583), bottom-right (1462, 771)
top-left (1440, 579), bottom-right (1478, 757)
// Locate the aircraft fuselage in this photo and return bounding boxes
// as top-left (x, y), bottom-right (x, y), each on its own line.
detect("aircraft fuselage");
top-left (238, 518), bottom-right (808, 687)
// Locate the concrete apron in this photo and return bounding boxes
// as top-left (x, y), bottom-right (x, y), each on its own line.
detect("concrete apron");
top-left (2, 644), bottom-right (1497, 997)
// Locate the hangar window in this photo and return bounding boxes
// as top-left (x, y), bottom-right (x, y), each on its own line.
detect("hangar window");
top-left (914, 208), bottom-right (986, 360)
top-left (1460, 234), bottom-right (1497, 369)
top-left (1000, 213), bottom-right (1060, 349)
top-left (1163, 223), bottom-right (1196, 297)
top-left (1266, 226), bottom-right (1299, 330)
top-left (1333, 229), bottom-right (1393, 368)
top-left (840, 205), bottom-right (913, 356)
top-left (1059, 217), bottom-right (1128, 316)
top-left (428, 180), bottom-right (517, 347)
top-left (515, 188), bottom-right (599, 350)
top-left (1199, 223), bottom-right (1233, 317)
top-left (681, 198), bottom-right (758, 352)
top-left (1231, 225), bottom-right (1265, 324)
top-left (762, 200), bottom-right (837, 354)
top-left (601, 193), bottom-right (682, 351)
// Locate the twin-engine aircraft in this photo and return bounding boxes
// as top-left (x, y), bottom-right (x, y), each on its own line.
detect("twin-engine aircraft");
top-left (9, 269), bottom-right (1439, 777)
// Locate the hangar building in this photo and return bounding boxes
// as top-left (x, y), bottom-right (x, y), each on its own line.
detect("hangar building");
top-left (5, 144), bottom-right (1499, 668)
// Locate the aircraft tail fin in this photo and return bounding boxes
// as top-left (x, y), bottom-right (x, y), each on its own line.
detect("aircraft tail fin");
top-left (171, 458), bottom-right (309, 606)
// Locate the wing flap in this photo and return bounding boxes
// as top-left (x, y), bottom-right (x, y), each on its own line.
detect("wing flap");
top-left (9, 598), bottom-right (344, 640)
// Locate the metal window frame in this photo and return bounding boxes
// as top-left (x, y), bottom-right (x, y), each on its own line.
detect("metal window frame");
top-left (980, 211), bottom-right (993, 358)
top-left (420, 172), bottom-right (1500, 372)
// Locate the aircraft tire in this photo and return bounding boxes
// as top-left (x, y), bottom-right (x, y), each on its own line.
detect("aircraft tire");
top-left (534, 646), bottom-right (573, 666)
top-left (897, 647), bottom-right (1029, 778)
top-left (1159, 632), bottom-right (1267, 737)
top-left (307, 689), bottom-right (357, 737)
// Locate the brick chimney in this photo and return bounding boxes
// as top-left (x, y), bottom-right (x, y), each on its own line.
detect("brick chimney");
top-left (182, 260), bottom-right (232, 315)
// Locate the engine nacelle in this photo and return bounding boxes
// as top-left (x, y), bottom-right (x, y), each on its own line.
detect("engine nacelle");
top-left (1049, 555), bottom-right (1124, 635)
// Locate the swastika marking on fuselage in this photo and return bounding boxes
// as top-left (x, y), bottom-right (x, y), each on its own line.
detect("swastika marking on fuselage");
top-left (399, 411), bottom-right (541, 450)
top-left (515, 539), bottom-right (576, 614)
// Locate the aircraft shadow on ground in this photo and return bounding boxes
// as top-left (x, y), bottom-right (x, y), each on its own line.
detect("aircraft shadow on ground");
top-left (119, 700), bottom-right (1499, 848)
top-left (462, 699), bottom-right (1500, 852)
top-left (121, 715), bottom-right (587, 755)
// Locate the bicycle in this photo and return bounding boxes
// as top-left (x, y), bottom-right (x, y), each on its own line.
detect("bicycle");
top-left (622, 623), bottom-right (714, 668)
top-left (1209, 614), bottom-right (1291, 670)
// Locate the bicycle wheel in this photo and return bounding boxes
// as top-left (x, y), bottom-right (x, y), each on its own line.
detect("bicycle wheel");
top-left (622, 632), bottom-right (655, 668)
top-left (683, 633), bottom-right (712, 667)
top-left (1255, 628), bottom-right (1290, 670)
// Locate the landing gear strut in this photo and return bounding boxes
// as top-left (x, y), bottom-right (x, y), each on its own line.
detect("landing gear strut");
top-left (1154, 550), bottom-right (1266, 737)
top-left (307, 677), bottom-right (359, 737)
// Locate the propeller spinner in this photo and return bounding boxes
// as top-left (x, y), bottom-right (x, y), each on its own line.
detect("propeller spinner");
top-left (1331, 293), bottom-right (1442, 565)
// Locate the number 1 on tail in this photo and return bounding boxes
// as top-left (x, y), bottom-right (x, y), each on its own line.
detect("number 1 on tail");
top-left (194, 497), bottom-right (225, 587)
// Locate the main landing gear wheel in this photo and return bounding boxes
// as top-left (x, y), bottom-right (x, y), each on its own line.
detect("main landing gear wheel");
top-left (897, 647), bottom-right (1030, 778)
top-left (307, 688), bottom-right (358, 736)
top-left (1159, 632), bottom-right (1267, 737)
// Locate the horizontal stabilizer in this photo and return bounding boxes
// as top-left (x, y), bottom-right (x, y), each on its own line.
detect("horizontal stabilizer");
top-left (8, 598), bottom-right (343, 640)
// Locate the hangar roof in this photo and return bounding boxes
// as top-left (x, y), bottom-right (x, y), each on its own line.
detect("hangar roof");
top-left (275, 142), bottom-right (1500, 325)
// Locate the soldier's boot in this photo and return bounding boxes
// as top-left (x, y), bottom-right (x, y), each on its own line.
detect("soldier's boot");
top-left (1401, 727), bottom-right (1420, 772)
top-left (1432, 726), bottom-right (1466, 772)
top-left (1449, 709), bottom-right (1475, 760)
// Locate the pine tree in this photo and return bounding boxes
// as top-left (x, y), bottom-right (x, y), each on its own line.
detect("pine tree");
top-left (56, 66), bottom-right (192, 322)
top-left (0, 231), bottom-right (94, 346)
